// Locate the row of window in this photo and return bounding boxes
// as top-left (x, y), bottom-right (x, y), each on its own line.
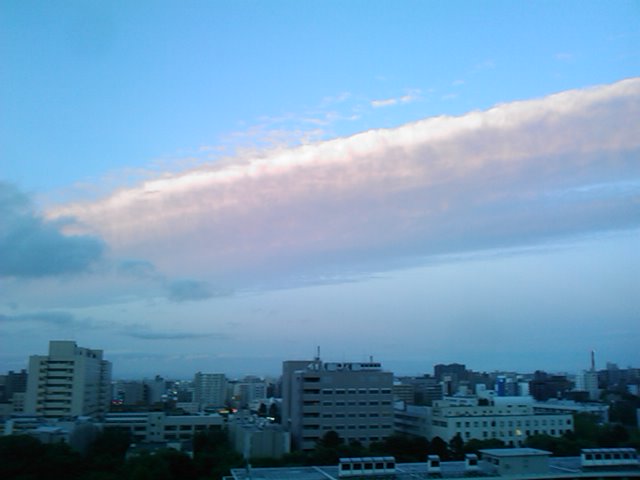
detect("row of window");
top-left (452, 418), bottom-right (571, 428)
top-left (303, 387), bottom-right (393, 395)
top-left (453, 428), bottom-right (569, 439)
top-left (321, 401), bottom-right (392, 407)
top-left (321, 412), bottom-right (392, 418)
top-left (304, 424), bottom-right (393, 431)
top-left (303, 435), bottom-right (384, 443)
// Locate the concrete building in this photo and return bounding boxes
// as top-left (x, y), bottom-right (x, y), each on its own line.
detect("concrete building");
top-left (281, 360), bottom-right (313, 431)
top-left (480, 448), bottom-right (551, 476)
top-left (232, 376), bottom-right (267, 409)
top-left (0, 369), bottom-right (28, 403)
top-left (394, 403), bottom-right (430, 438)
top-left (193, 372), bottom-right (227, 410)
top-left (228, 414), bottom-right (290, 459)
top-left (533, 399), bottom-right (609, 424)
top-left (428, 395), bottom-right (573, 446)
top-left (227, 447), bottom-right (640, 480)
top-left (283, 358), bottom-right (394, 451)
top-left (102, 412), bottom-right (223, 443)
top-left (24, 341), bottom-right (111, 418)
top-left (575, 370), bottom-right (600, 401)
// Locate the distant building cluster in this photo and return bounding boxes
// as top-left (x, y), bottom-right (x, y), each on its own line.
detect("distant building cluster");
top-left (1, 340), bottom-right (639, 463)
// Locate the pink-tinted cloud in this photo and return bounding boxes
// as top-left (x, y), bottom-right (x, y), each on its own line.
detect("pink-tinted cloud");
top-left (50, 78), bottom-right (640, 288)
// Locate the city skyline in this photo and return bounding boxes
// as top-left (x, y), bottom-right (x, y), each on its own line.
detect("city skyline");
top-left (1, 2), bottom-right (639, 379)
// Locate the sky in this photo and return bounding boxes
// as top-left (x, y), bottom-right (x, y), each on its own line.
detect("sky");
top-left (1, 1), bottom-right (639, 379)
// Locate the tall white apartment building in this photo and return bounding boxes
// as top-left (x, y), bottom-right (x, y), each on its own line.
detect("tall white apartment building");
top-left (575, 370), bottom-right (600, 401)
top-left (24, 341), bottom-right (111, 418)
top-left (428, 395), bottom-right (573, 447)
top-left (283, 359), bottom-right (394, 451)
top-left (193, 372), bottom-right (227, 410)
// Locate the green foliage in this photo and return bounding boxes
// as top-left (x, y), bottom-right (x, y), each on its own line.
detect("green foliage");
top-left (193, 429), bottom-right (244, 479)
top-left (449, 433), bottom-right (465, 460)
top-left (429, 436), bottom-right (450, 460)
top-left (85, 428), bottom-right (131, 475)
top-left (0, 434), bottom-right (83, 480)
top-left (370, 434), bottom-right (430, 462)
top-left (525, 413), bottom-right (640, 456)
top-left (125, 449), bottom-right (197, 480)
top-left (463, 438), bottom-right (505, 454)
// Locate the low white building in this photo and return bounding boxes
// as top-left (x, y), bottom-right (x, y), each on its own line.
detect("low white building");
top-left (428, 395), bottom-right (573, 446)
top-left (101, 412), bottom-right (223, 443)
top-left (533, 399), bottom-right (609, 424)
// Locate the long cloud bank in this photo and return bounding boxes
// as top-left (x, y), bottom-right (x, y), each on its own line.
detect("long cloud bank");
top-left (51, 78), bottom-right (640, 287)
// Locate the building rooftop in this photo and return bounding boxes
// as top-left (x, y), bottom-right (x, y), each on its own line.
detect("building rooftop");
top-left (227, 451), bottom-right (640, 480)
top-left (480, 447), bottom-right (552, 457)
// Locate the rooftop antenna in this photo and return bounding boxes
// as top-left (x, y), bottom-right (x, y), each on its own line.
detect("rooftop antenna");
top-left (315, 346), bottom-right (321, 362)
top-left (591, 350), bottom-right (596, 371)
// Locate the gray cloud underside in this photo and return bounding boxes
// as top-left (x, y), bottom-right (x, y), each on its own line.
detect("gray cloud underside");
top-left (0, 310), bottom-right (222, 341)
top-left (0, 182), bottom-right (104, 278)
top-left (116, 260), bottom-right (231, 302)
top-left (51, 78), bottom-right (640, 287)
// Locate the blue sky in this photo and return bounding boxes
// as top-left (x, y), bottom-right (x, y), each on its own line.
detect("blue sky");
top-left (1, 1), bottom-right (639, 379)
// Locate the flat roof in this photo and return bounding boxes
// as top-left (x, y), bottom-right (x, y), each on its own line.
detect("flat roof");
top-left (480, 447), bottom-right (552, 457)
top-left (582, 448), bottom-right (637, 454)
top-left (228, 455), bottom-right (640, 480)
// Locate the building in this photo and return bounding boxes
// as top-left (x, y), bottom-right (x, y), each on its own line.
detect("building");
top-left (24, 341), bottom-right (111, 418)
top-left (428, 395), bottom-right (573, 446)
top-left (226, 447), bottom-right (640, 480)
top-left (228, 413), bottom-right (290, 459)
top-left (575, 370), bottom-right (600, 401)
top-left (575, 351), bottom-right (601, 402)
top-left (283, 358), bottom-right (394, 451)
top-left (533, 399), bottom-right (609, 424)
top-left (193, 372), bottom-right (227, 410)
top-left (394, 403), bottom-right (430, 438)
top-left (529, 371), bottom-right (572, 401)
top-left (102, 411), bottom-right (223, 443)
top-left (480, 448), bottom-right (552, 475)
top-left (0, 369), bottom-right (28, 403)
top-left (231, 376), bottom-right (267, 409)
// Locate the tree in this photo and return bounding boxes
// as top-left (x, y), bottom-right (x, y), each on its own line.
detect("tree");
top-left (268, 402), bottom-right (281, 423)
top-left (449, 433), bottom-right (465, 460)
top-left (430, 436), bottom-right (450, 460)
top-left (463, 438), bottom-right (505, 454)
top-left (370, 434), bottom-right (429, 463)
top-left (0, 434), bottom-right (83, 480)
top-left (193, 429), bottom-right (244, 479)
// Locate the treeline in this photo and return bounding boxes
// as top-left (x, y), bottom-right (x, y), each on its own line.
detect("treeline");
top-left (251, 414), bottom-right (640, 467)
top-left (2, 414), bottom-right (639, 479)
top-left (0, 429), bottom-right (243, 480)
top-left (523, 413), bottom-right (640, 456)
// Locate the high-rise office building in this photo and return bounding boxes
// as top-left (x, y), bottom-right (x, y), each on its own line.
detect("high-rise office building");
top-left (283, 358), bottom-right (394, 451)
top-left (24, 340), bottom-right (111, 418)
top-left (193, 372), bottom-right (227, 409)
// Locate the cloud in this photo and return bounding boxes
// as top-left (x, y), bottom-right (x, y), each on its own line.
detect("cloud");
top-left (117, 259), bottom-right (159, 279)
top-left (49, 78), bottom-right (640, 289)
top-left (0, 310), bottom-right (86, 327)
top-left (0, 182), bottom-right (104, 278)
top-left (166, 279), bottom-right (231, 302)
top-left (124, 327), bottom-right (229, 340)
top-left (554, 52), bottom-right (574, 62)
top-left (371, 89), bottom-right (421, 108)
